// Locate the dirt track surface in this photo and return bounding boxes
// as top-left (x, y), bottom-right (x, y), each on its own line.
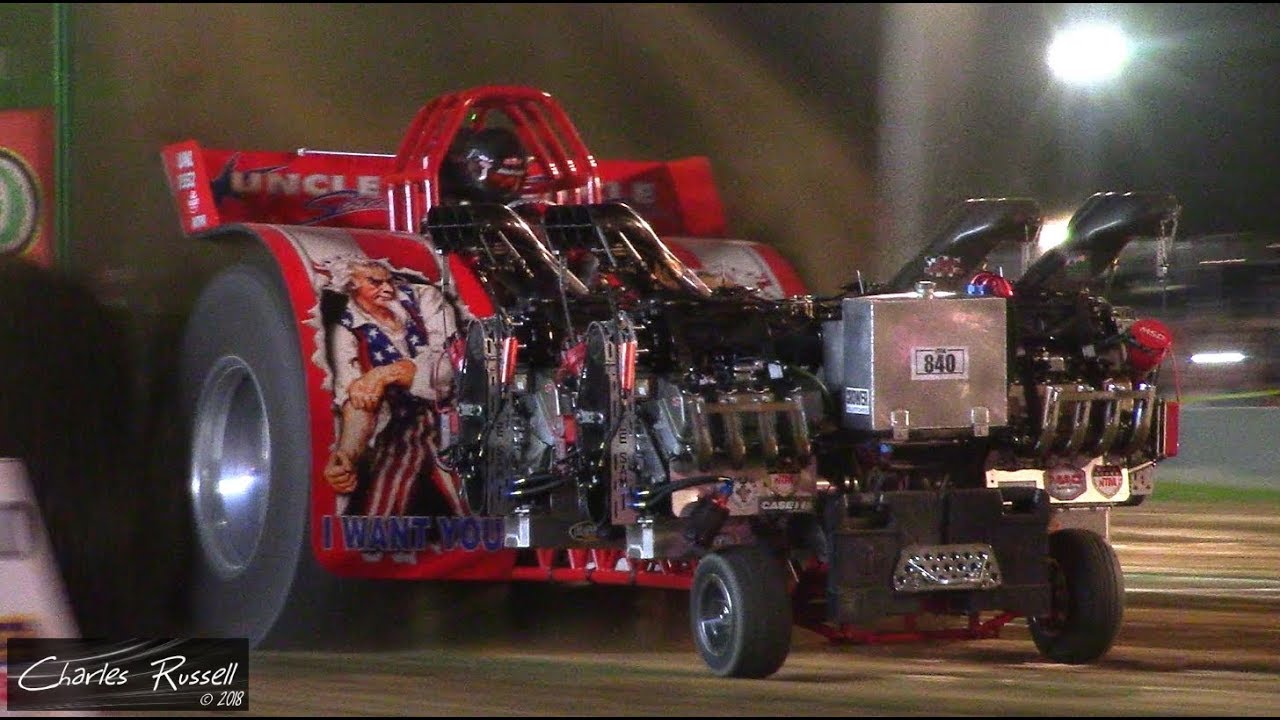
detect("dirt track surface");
top-left (189, 499), bottom-right (1280, 717)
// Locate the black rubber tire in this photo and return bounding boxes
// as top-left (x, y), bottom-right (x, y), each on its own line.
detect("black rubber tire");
top-left (1029, 528), bottom-right (1125, 664)
top-left (179, 260), bottom-right (312, 644)
top-left (179, 260), bottom-right (425, 649)
top-left (0, 256), bottom-right (187, 638)
top-left (689, 544), bottom-right (793, 678)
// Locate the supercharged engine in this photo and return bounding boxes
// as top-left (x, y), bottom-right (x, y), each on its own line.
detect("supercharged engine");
top-left (991, 191), bottom-right (1181, 505)
top-left (811, 192), bottom-right (1180, 627)
top-left (427, 192), bottom-right (1181, 558)
top-left (428, 202), bottom-right (826, 549)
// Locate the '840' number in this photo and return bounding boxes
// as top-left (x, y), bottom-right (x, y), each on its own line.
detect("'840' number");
top-left (922, 352), bottom-right (957, 374)
top-left (912, 347), bottom-right (967, 380)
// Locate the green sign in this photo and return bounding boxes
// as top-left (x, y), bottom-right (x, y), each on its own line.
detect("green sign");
top-left (0, 147), bottom-right (39, 253)
top-left (0, 3), bottom-right (66, 262)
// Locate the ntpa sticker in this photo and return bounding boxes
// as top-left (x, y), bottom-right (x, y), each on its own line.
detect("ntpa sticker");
top-left (1091, 464), bottom-right (1124, 498)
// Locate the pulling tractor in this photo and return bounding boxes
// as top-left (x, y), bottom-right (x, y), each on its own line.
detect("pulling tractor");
top-left (162, 85), bottom-right (1180, 677)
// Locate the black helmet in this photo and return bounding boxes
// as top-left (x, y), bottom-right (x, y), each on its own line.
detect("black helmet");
top-left (442, 126), bottom-right (529, 203)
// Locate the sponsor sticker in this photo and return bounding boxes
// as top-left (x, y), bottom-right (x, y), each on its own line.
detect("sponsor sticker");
top-left (765, 472), bottom-right (797, 497)
top-left (758, 497), bottom-right (813, 513)
top-left (1044, 465), bottom-right (1087, 501)
top-left (1091, 464), bottom-right (1124, 498)
top-left (844, 387), bottom-right (871, 415)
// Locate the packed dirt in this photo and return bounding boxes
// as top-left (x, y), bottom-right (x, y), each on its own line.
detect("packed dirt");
top-left (183, 499), bottom-right (1280, 716)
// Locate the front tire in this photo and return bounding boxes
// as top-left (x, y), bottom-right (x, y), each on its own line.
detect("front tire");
top-left (689, 544), bottom-right (793, 678)
top-left (1029, 528), bottom-right (1125, 663)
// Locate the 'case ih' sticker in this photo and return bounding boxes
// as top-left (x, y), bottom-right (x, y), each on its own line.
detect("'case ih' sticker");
top-left (758, 497), bottom-right (813, 512)
top-left (0, 148), bottom-right (39, 255)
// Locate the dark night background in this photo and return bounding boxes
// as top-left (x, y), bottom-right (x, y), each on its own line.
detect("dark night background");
top-left (6, 2), bottom-right (1279, 299)
top-left (2, 0), bottom-right (1279, 647)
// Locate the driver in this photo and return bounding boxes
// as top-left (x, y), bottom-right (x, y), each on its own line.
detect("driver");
top-left (440, 126), bottom-right (530, 205)
top-left (438, 125), bottom-right (594, 290)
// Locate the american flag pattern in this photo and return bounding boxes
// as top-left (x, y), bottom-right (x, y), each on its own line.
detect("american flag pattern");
top-left (339, 282), bottom-right (469, 517)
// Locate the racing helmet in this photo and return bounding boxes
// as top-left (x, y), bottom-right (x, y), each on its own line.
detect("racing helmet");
top-left (442, 126), bottom-right (529, 204)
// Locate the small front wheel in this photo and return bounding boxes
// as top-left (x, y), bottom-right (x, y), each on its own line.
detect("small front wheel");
top-left (689, 544), bottom-right (792, 678)
top-left (1029, 528), bottom-right (1125, 663)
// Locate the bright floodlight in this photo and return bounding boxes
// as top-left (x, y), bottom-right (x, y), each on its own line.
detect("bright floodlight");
top-left (1047, 23), bottom-right (1131, 86)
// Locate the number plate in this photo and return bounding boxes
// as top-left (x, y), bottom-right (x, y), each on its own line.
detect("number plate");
top-left (911, 347), bottom-right (969, 380)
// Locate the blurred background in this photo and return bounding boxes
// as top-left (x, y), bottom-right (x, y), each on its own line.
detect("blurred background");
top-left (40, 2), bottom-right (889, 300)
top-left (0, 2), bottom-right (1274, 450)
top-left (1, 2), bottom-right (1276, 474)
top-left (2, 5), bottom-right (1277, 284)
top-left (0, 1), bottom-right (1276, 652)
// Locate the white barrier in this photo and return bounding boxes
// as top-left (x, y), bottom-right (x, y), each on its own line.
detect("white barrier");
top-left (0, 458), bottom-right (79, 714)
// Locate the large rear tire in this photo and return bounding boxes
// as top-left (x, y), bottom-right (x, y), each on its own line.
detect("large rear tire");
top-left (1029, 528), bottom-right (1125, 663)
top-left (689, 544), bottom-right (793, 678)
top-left (179, 259), bottom-right (424, 648)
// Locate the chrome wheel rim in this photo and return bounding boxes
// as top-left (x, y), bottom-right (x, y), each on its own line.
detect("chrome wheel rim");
top-left (695, 574), bottom-right (735, 656)
top-left (190, 356), bottom-right (271, 579)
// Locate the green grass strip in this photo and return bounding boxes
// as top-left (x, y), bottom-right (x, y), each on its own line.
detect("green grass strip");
top-left (1152, 479), bottom-right (1280, 506)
